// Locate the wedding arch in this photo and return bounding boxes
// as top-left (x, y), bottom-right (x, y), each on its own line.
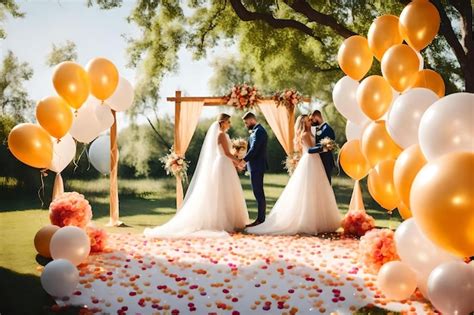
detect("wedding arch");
top-left (166, 90), bottom-right (312, 208)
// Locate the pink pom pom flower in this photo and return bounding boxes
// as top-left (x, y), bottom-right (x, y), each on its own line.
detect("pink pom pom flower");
top-left (341, 210), bottom-right (375, 237)
top-left (359, 228), bottom-right (399, 274)
top-left (49, 192), bottom-right (92, 228)
top-left (86, 226), bottom-right (108, 253)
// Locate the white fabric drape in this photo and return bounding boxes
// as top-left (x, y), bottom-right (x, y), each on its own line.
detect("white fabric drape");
top-left (258, 100), bottom-right (293, 155)
top-left (348, 180), bottom-right (366, 212)
top-left (175, 101), bottom-right (204, 209)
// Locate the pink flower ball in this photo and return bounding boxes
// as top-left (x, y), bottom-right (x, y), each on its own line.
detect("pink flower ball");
top-left (341, 210), bottom-right (375, 237)
top-left (49, 192), bottom-right (92, 228)
top-left (359, 228), bottom-right (399, 274)
top-left (86, 226), bottom-right (108, 253)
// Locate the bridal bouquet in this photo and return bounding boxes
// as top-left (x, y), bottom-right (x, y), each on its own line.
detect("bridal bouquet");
top-left (231, 138), bottom-right (248, 159)
top-left (284, 152), bottom-right (302, 176)
top-left (273, 89), bottom-right (302, 111)
top-left (320, 137), bottom-right (339, 153)
top-left (160, 149), bottom-right (189, 182)
top-left (225, 84), bottom-right (261, 110)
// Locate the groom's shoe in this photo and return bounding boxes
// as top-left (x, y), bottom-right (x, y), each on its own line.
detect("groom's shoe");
top-left (246, 220), bottom-right (262, 228)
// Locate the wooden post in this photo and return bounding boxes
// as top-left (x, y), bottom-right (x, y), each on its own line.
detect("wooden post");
top-left (174, 91), bottom-right (183, 209)
top-left (288, 106), bottom-right (295, 154)
top-left (106, 109), bottom-right (122, 226)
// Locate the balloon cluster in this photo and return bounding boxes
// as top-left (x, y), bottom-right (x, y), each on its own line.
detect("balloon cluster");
top-left (334, 1), bottom-right (473, 312)
top-left (7, 58), bottom-right (134, 175)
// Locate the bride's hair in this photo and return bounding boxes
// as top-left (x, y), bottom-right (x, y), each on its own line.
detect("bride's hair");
top-left (217, 113), bottom-right (231, 127)
top-left (294, 114), bottom-right (308, 153)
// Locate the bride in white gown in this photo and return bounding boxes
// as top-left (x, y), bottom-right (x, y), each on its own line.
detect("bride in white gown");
top-left (144, 113), bottom-right (249, 238)
top-left (246, 114), bottom-right (341, 235)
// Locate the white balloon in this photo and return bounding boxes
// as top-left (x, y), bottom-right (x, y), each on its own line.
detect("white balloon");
top-left (333, 76), bottom-right (368, 125)
top-left (380, 89), bottom-right (400, 121)
top-left (89, 135), bottom-right (111, 175)
top-left (345, 119), bottom-right (369, 141)
top-left (50, 226), bottom-right (90, 266)
top-left (107, 76), bottom-right (134, 112)
top-left (69, 97), bottom-right (103, 143)
top-left (428, 261), bottom-right (474, 315)
top-left (49, 133), bottom-right (76, 173)
top-left (416, 51), bottom-right (424, 71)
top-left (40, 259), bottom-right (79, 297)
top-left (94, 102), bottom-right (114, 132)
top-left (377, 261), bottom-right (418, 301)
top-left (418, 92), bottom-right (474, 161)
top-left (395, 218), bottom-right (459, 296)
top-left (387, 88), bottom-right (439, 148)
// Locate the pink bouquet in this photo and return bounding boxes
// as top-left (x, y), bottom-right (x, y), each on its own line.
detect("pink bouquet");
top-left (49, 192), bottom-right (93, 228)
top-left (160, 149), bottom-right (189, 182)
top-left (86, 226), bottom-right (108, 253)
top-left (273, 89), bottom-right (302, 111)
top-left (225, 84), bottom-right (261, 110)
top-left (341, 210), bottom-right (375, 237)
top-left (359, 228), bottom-right (399, 274)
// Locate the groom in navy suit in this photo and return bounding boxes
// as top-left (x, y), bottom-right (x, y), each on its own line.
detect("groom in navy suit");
top-left (241, 112), bottom-right (268, 227)
top-left (308, 110), bottom-right (336, 184)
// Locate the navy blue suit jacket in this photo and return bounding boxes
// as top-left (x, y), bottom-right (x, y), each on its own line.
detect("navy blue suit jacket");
top-left (243, 124), bottom-right (268, 173)
top-left (308, 122), bottom-right (336, 168)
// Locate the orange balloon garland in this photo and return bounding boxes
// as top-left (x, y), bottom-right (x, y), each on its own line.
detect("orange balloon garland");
top-left (368, 159), bottom-right (400, 212)
top-left (36, 96), bottom-right (74, 140)
top-left (337, 36), bottom-right (373, 81)
top-left (8, 123), bottom-right (53, 169)
top-left (357, 75), bottom-right (393, 120)
top-left (339, 140), bottom-right (371, 180)
top-left (368, 15), bottom-right (403, 61)
top-left (86, 57), bottom-right (119, 101)
top-left (412, 69), bottom-right (445, 97)
top-left (52, 62), bottom-right (90, 110)
top-left (361, 120), bottom-right (402, 167)
top-left (381, 44), bottom-right (420, 92)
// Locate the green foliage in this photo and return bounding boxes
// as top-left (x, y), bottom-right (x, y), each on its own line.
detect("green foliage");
top-left (0, 0), bottom-right (24, 39)
top-left (45, 40), bottom-right (78, 67)
top-left (0, 51), bottom-right (34, 120)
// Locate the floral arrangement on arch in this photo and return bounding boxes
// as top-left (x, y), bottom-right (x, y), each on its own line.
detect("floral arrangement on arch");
top-left (283, 152), bottom-right (302, 176)
top-left (359, 228), bottom-right (399, 274)
top-left (272, 89), bottom-right (302, 111)
top-left (231, 138), bottom-right (248, 159)
top-left (225, 84), bottom-right (261, 110)
top-left (341, 209), bottom-right (375, 237)
top-left (160, 149), bottom-right (189, 183)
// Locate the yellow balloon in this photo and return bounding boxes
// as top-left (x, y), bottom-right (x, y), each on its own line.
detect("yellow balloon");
top-left (8, 123), bottom-right (53, 168)
top-left (86, 57), bottom-right (119, 101)
top-left (361, 120), bottom-right (402, 167)
top-left (368, 159), bottom-right (399, 211)
top-left (337, 35), bottom-right (373, 81)
top-left (339, 140), bottom-right (371, 180)
top-left (381, 44), bottom-right (420, 92)
top-left (397, 202), bottom-right (412, 220)
top-left (399, 0), bottom-right (440, 51)
top-left (368, 15), bottom-right (403, 61)
top-left (411, 152), bottom-right (474, 258)
top-left (412, 69), bottom-right (445, 97)
top-left (357, 75), bottom-right (393, 120)
top-left (34, 225), bottom-right (60, 258)
top-left (52, 62), bottom-right (90, 110)
top-left (393, 144), bottom-right (427, 208)
top-left (36, 96), bottom-right (73, 140)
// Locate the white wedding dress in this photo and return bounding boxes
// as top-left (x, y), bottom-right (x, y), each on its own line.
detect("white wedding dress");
top-left (144, 122), bottom-right (249, 238)
top-left (247, 137), bottom-right (341, 235)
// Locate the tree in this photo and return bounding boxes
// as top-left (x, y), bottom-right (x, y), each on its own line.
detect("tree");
top-left (45, 40), bottom-right (78, 67)
top-left (89, 0), bottom-right (472, 115)
top-left (0, 0), bottom-right (24, 39)
top-left (0, 51), bottom-right (34, 120)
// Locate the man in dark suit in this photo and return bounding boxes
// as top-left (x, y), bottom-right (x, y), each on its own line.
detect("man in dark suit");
top-left (308, 110), bottom-right (336, 184)
top-left (240, 112), bottom-right (268, 227)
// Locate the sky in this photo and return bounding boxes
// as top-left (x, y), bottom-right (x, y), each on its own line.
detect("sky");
top-left (1, 0), bottom-right (234, 126)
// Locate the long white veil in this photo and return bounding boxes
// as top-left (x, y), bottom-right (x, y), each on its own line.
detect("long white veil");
top-left (144, 122), bottom-right (229, 238)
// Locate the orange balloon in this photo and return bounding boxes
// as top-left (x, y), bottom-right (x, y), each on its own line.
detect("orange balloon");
top-left (34, 225), bottom-right (60, 258)
top-left (53, 62), bottom-right (90, 110)
top-left (397, 202), bottom-right (412, 220)
top-left (361, 120), bottom-right (402, 167)
top-left (337, 35), bottom-right (373, 81)
top-left (368, 159), bottom-right (399, 211)
top-left (411, 152), bottom-right (474, 258)
top-left (36, 96), bottom-right (73, 140)
top-left (357, 75), bottom-right (393, 120)
top-left (412, 69), bottom-right (445, 97)
top-left (393, 144), bottom-right (427, 208)
top-left (8, 123), bottom-right (53, 168)
top-left (381, 44), bottom-right (420, 92)
top-left (399, 0), bottom-right (440, 51)
top-left (368, 15), bottom-right (403, 61)
top-left (339, 140), bottom-right (371, 180)
top-left (86, 58), bottom-right (119, 101)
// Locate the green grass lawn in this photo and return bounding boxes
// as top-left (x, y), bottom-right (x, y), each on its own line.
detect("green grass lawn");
top-left (0, 174), bottom-right (401, 314)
